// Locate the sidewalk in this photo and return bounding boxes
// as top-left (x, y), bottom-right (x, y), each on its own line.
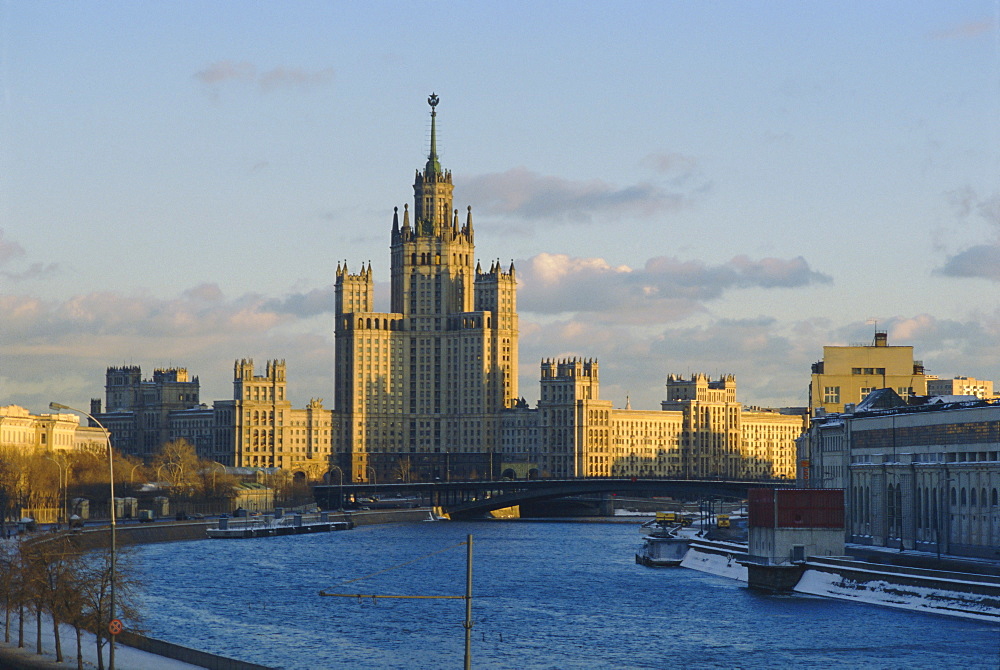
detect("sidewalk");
top-left (0, 616), bottom-right (203, 670)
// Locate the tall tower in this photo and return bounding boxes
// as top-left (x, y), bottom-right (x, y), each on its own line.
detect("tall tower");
top-left (334, 94), bottom-right (519, 482)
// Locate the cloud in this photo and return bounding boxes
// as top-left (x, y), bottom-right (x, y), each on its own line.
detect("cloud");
top-left (516, 316), bottom-right (823, 410)
top-left (0, 230), bottom-right (58, 282)
top-left (194, 61), bottom-right (334, 94)
top-left (936, 190), bottom-right (1000, 281)
top-left (263, 287), bottom-right (336, 318)
top-left (194, 60), bottom-right (256, 85)
top-left (0, 285), bottom-right (336, 413)
top-left (515, 252), bottom-right (832, 322)
top-left (927, 19), bottom-right (997, 40)
top-left (516, 311), bottom-right (1000, 411)
top-left (459, 167), bottom-right (691, 222)
top-left (0, 229), bottom-right (25, 265)
top-left (938, 245), bottom-right (1000, 281)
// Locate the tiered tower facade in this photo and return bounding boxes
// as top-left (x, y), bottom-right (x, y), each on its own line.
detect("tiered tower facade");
top-left (334, 94), bottom-right (518, 482)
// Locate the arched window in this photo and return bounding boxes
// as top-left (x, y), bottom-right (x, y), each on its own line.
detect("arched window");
top-left (982, 488), bottom-right (988, 508)
top-left (951, 487), bottom-right (957, 506)
top-left (971, 488), bottom-right (977, 506)
top-left (993, 488), bottom-right (998, 507)
top-left (960, 487), bottom-right (967, 506)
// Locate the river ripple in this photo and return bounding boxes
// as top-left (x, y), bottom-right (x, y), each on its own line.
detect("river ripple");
top-left (134, 520), bottom-right (1000, 669)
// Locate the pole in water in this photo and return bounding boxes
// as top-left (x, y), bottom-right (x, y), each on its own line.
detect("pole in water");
top-left (465, 534), bottom-right (473, 670)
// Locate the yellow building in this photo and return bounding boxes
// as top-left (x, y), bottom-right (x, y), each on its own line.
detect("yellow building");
top-left (216, 359), bottom-right (333, 478)
top-left (809, 331), bottom-right (927, 415)
top-left (502, 365), bottom-right (801, 480)
top-left (0, 405), bottom-right (107, 453)
top-left (333, 95), bottom-right (518, 483)
top-left (927, 376), bottom-right (995, 400)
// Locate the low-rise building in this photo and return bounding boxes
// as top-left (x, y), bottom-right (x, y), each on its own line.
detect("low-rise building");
top-left (927, 376), bottom-right (995, 400)
top-left (801, 392), bottom-right (1000, 559)
top-left (0, 405), bottom-right (107, 453)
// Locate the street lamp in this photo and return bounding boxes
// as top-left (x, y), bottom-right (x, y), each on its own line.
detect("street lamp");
top-left (49, 402), bottom-right (117, 670)
top-left (157, 463), bottom-right (178, 487)
top-left (207, 461), bottom-right (226, 496)
top-left (328, 464), bottom-right (344, 511)
top-left (43, 454), bottom-right (68, 526)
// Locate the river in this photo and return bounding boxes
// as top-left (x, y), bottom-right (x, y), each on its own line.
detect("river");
top-left (134, 519), bottom-right (1000, 669)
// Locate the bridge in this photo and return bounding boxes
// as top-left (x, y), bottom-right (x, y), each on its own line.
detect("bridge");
top-left (312, 478), bottom-right (794, 519)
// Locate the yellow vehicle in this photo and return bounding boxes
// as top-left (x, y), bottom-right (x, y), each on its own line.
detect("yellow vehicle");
top-left (716, 513), bottom-right (730, 528)
top-left (655, 511), bottom-right (678, 524)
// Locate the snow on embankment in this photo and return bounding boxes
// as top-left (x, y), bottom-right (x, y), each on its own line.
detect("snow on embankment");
top-left (795, 557), bottom-right (1000, 622)
top-left (680, 538), bottom-right (749, 582)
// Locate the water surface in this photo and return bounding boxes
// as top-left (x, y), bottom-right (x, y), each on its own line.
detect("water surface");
top-left (135, 520), bottom-right (1000, 669)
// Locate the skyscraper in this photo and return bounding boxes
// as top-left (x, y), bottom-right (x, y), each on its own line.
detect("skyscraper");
top-left (333, 94), bottom-right (518, 482)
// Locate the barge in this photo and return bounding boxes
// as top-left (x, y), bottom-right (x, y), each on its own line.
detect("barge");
top-left (207, 513), bottom-right (352, 539)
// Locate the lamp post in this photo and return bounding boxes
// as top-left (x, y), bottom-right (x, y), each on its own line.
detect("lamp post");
top-left (328, 464), bottom-right (344, 511)
top-left (43, 454), bottom-right (68, 526)
top-left (209, 461), bottom-right (227, 491)
top-left (50, 402), bottom-right (117, 670)
top-left (157, 462), bottom-right (179, 488)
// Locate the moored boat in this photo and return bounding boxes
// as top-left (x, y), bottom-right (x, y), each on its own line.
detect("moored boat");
top-left (635, 512), bottom-right (693, 567)
top-left (206, 512), bottom-right (352, 539)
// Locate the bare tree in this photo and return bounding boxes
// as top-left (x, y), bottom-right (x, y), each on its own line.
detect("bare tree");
top-left (151, 439), bottom-right (201, 492)
top-left (78, 544), bottom-right (141, 670)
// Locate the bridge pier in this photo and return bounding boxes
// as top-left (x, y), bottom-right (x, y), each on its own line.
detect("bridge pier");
top-left (599, 493), bottom-right (615, 517)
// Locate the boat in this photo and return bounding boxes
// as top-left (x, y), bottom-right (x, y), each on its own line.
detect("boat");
top-left (206, 512), bottom-right (352, 539)
top-left (635, 512), bottom-right (693, 567)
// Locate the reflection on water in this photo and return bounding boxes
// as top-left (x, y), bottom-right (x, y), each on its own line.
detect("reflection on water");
top-left (135, 520), bottom-right (1000, 669)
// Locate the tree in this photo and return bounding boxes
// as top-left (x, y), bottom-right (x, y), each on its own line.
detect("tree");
top-left (151, 439), bottom-right (201, 492)
top-left (78, 545), bottom-right (141, 670)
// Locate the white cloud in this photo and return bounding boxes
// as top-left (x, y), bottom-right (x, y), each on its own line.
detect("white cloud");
top-left (515, 252), bottom-right (832, 323)
top-left (459, 167), bottom-right (693, 222)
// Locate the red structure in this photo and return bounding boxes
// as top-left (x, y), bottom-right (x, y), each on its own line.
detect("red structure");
top-left (749, 488), bottom-right (844, 529)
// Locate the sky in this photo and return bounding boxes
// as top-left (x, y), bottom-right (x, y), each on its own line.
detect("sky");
top-left (2, 2), bottom-right (999, 416)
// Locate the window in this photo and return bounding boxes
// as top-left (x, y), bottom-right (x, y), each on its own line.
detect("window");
top-left (823, 387), bottom-right (841, 404)
top-left (860, 387), bottom-right (875, 400)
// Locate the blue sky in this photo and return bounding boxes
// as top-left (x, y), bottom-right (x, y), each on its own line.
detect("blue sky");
top-left (2, 2), bottom-right (999, 414)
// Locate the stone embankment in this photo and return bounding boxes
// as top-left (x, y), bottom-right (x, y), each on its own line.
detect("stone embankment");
top-left (63, 507), bottom-right (433, 550)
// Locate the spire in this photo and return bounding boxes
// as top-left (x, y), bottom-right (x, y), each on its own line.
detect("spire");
top-left (465, 205), bottom-right (473, 237)
top-left (392, 206), bottom-right (399, 234)
top-left (425, 93), bottom-right (442, 176)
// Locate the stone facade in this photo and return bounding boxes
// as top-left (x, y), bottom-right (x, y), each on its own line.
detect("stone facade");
top-left (333, 95), bottom-right (518, 483)
top-left (801, 396), bottom-right (1000, 559)
top-left (0, 405), bottom-right (108, 453)
top-left (91, 366), bottom-right (202, 459)
top-left (499, 365), bottom-right (802, 480)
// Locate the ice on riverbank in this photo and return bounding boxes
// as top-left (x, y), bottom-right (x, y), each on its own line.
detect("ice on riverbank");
top-left (794, 567), bottom-right (1000, 622)
top-left (0, 612), bottom-right (203, 670)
